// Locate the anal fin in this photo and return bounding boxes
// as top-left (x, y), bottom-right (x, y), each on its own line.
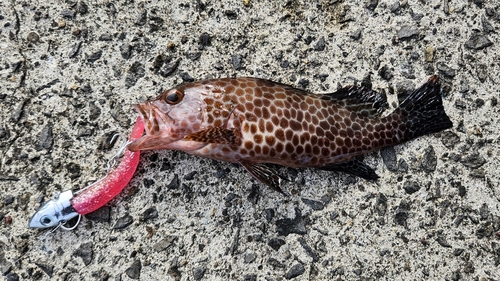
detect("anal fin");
top-left (239, 161), bottom-right (285, 194)
top-left (318, 159), bottom-right (379, 180)
top-left (184, 127), bottom-right (241, 145)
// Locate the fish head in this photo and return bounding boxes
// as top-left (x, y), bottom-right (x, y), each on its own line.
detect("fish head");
top-left (129, 82), bottom-right (235, 151)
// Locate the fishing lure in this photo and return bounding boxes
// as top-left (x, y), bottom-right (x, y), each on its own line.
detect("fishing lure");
top-left (28, 117), bottom-right (144, 230)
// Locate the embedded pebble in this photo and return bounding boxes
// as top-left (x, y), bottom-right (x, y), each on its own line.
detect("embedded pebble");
top-left (142, 206), bottom-right (159, 221)
top-left (85, 206), bottom-right (110, 222)
top-left (285, 263), bottom-right (305, 279)
top-left (380, 146), bottom-right (398, 171)
top-left (113, 214), bottom-right (134, 229)
top-left (39, 125), bottom-right (53, 149)
top-left (301, 198), bottom-right (324, 210)
top-left (276, 208), bottom-right (307, 236)
top-left (403, 181), bottom-right (420, 194)
top-left (465, 34), bottom-right (493, 50)
top-left (421, 146), bottom-right (437, 173)
top-left (35, 262), bottom-right (54, 278)
top-left (397, 25), bottom-right (419, 40)
top-left (126, 260), bottom-right (142, 279)
top-left (193, 266), bottom-right (206, 281)
top-left (73, 242), bottom-right (93, 266)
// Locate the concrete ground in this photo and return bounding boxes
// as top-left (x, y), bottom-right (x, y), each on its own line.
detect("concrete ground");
top-left (1, 0), bottom-right (499, 280)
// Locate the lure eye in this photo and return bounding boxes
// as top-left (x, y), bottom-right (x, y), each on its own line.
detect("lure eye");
top-left (165, 90), bottom-right (184, 104)
top-left (40, 215), bottom-right (53, 226)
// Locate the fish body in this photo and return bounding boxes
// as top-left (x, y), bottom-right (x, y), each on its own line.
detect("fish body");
top-left (129, 76), bottom-right (452, 191)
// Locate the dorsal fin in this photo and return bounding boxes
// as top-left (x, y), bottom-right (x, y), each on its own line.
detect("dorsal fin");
top-left (321, 86), bottom-right (388, 117)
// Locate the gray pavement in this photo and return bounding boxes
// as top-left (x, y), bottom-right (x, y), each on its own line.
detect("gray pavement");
top-left (1, 0), bottom-right (499, 280)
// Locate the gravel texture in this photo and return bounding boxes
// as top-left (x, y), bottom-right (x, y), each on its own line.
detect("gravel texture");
top-left (1, 0), bottom-right (500, 280)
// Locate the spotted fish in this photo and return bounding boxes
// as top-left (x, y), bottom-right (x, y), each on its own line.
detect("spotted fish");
top-left (128, 76), bottom-right (452, 192)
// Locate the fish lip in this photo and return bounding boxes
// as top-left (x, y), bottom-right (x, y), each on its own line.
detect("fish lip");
top-left (129, 103), bottom-right (174, 151)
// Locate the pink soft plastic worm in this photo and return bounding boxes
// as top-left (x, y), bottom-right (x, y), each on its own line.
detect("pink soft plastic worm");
top-left (70, 117), bottom-right (144, 214)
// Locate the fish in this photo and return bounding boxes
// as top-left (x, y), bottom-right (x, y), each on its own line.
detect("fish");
top-left (128, 76), bottom-right (452, 192)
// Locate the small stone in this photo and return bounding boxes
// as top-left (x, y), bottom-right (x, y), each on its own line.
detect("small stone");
top-left (85, 206), bottom-right (110, 222)
top-left (394, 200), bottom-right (410, 226)
top-left (167, 174), bottom-right (180, 189)
top-left (421, 146), bottom-right (437, 173)
top-left (389, 1), bottom-right (400, 13)
top-left (87, 50), bottom-right (102, 63)
top-left (153, 236), bottom-right (176, 252)
top-left (135, 10), bottom-right (147, 26)
top-left (142, 206), bottom-right (158, 221)
top-left (199, 32), bottom-right (211, 48)
top-left (380, 146), bottom-right (398, 171)
top-left (460, 153), bottom-right (486, 169)
top-left (298, 237), bottom-right (319, 262)
top-left (314, 36), bottom-right (325, 51)
top-left (298, 78), bottom-right (309, 89)
top-left (301, 198), bottom-right (324, 210)
top-left (268, 238), bottom-right (286, 251)
top-left (4, 195), bottom-right (14, 205)
top-left (98, 34), bottom-right (112, 41)
top-left (402, 181), bottom-right (420, 194)
top-left (481, 16), bottom-right (494, 33)
top-left (479, 203), bottom-right (489, 220)
top-left (68, 41), bottom-right (82, 58)
top-left (193, 266), bottom-right (206, 281)
top-left (225, 10), bottom-right (238, 19)
top-left (39, 125), bottom-right (53, 149)
top-left (350, 29), bottom-right (362, 40)
top-left (463, 262), bottom-right (475, 273)
top-left (453, 248), bottom-right (464, 256)
top-left (27, 32), bottom-right (39, 43)
top-left (264, 208), bottom-right (275, 221)
top-left (424, 46), bottom-right (435, 62)
top-left (180, 72), bottom-right (194, 82)
top-left (276, 208), bottom-right (307, 236)
top-left (65, 162), bottom-right (81, 179)
top-left (113, 213), bottom-right (133, 229)
top-left (244, 252), bottom-right (256, 263)
top-left (77, 1), bottom-right (89, 15)
top-left (243, 274), bottom-right (257, 281)
top-left (436, 62), bottom-right (456, 78)
top-left (5, 273), bottom-right (19, 281)
top-left (125, 61), bottom-right (145, 88)
top-left (120, 43), bottom-right (132, 59)
top-left (465, 34), bottom-right (493, 50)
top-left (232, 54), bottom-right (242, 70)
top-left (73, 242), bottom-right (93, 266)
top-left (35, 262), bottom-right (54, 277)
top-left (366, 0), bottom-right (379, 11)
top-left (436, 235), bottom-right (452, 248)
top-left (285, 263), bottom-right (305, 279)
top-left (378, 65), bottom-right (393, 80)
top-left (183, 171), bottom-right (197, 181)
top-left (159, 59), bottom-right (179, 77)
top-left (397, 25), bottom-right (419, 40)
top-left (149, 16), bottom-right (164, 32)
top-left (441, 131), bottom-right (460, 149)
top-left (126, 260), bottom-right (142, 279)
top-left (61, 9), bottom-right (75, 18)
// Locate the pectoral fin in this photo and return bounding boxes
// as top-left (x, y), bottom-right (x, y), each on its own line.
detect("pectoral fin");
top-left (184, 127), bottom-right (241, 145)
top-left (239, 161), bottom-right (286, 194)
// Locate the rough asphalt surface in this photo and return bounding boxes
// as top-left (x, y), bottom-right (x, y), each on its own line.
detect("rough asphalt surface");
top-left (1, 1), bottom-right (499, 280)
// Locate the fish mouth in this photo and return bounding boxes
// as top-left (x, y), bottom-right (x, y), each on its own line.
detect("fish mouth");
top-left (128, 103), bottom-right (174, 151)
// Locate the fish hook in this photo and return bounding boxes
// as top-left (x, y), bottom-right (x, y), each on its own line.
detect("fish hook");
top-left (59, 214), bottom-right (82, 231)
top-left (106, 134), bottom-right (131, 172)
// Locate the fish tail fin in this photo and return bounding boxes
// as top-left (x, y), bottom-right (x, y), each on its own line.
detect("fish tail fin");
top-left (393, 75), bottom-right (453, 142)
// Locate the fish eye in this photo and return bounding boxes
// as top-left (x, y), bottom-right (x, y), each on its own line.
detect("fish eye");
top-left (41, 215), bottom-right (53, 226)
top-left (165, 90), bottom-right (184, 104)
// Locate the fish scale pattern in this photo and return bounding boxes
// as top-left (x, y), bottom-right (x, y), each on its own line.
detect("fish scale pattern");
top-left (176, 77), bottom-right (399, 167)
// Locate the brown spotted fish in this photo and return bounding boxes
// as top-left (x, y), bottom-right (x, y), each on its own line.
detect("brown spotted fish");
top-left (128, 76), bottom-right (452, 192)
